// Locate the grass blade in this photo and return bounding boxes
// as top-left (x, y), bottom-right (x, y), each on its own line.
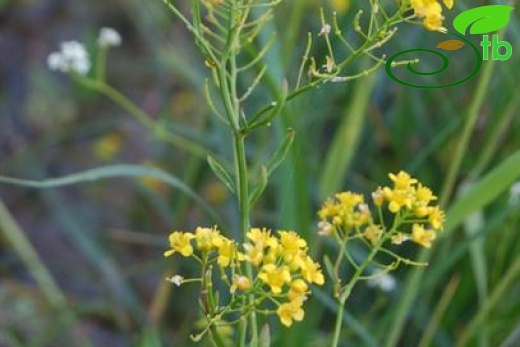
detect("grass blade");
top-left (0, 164), bottom-right (218, 222)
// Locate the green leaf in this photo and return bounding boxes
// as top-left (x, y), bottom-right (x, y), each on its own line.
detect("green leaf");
top-left (247, 79), bottom-right (288, 130)
top-left (259, 324), bottom-right (271, 347)
top-left (207, 155), bottom-right (236, 194)
top-left (453, 5), bottom-right (515, 35)
top-left (0, 164), bottom-right (218, 221)
top-left (266, 128), bottom-right (295, 177)
top-left (444, 148), bottom-right (520, 234)
top-left (249, 165), bottom-right (268, 207)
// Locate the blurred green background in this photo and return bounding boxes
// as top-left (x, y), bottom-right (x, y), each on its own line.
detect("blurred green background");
top-left (1, 0), bottom-right (519, 346)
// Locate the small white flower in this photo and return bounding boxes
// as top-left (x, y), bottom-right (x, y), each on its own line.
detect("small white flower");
top-left (47, 52), bottom-right (65, 71)
top-left (98, 27), bottom-right (122, 47)
top-left (319, 23), bottom-right (331, 36)
top-left (358, 203), bottom-right (370, 214)
top-left (47, 40), bottom-right (91, 75)
top-left (318, 221), bottom-right (333, 236)
top-left (509, 181), bottom-right (520, 206)
top-left (167, 275), bottom-right (184, 287)
top-left (367, 270), bottom-right (396, 292)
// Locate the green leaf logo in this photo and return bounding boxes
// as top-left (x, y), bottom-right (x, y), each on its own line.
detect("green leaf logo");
top-left (453, 5), bottom-right (515, 35)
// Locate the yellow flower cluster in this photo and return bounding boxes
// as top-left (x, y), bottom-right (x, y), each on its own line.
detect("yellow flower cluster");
top-left (164, 227), bottom-right (324, 327)
top-left (164, 227), bottom-right (243, 266)
top-left (409, 0), bottom-right (454, 32)
top-left (318, 171), bottom-right (445, 249)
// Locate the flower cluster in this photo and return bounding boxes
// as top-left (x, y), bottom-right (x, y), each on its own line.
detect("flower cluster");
top-left (47, 27), bottom-right (121, 75)
top-left (47, 41), bottom-right (91, 75)
top-left (408, 0), bottom-right (454, 32)
top-left (164, 227), bottom-right (324, 327)
top-left (318, 171), bottom-right (445, 249)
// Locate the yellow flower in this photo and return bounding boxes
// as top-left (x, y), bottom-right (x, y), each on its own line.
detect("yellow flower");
top-left (300, 257), bottom-right (325, 285)
top-left (389, 171), bottom-right (417, 190)
top-left (288, 279), bottom-right (308, 301)
top-left (414, 183), bottom-right (437, 217)
top-left (262, 239), bottom-right (281, 265)
top-left (215, 238), bottom-right (239, 267)
top-left (244, 228), bottom-right (279, 266)
top-left (423, 12), bottom-right (445, 32)
top-left (318, 199), bottom-right (340, 220)
top-left (244, 243), bottom-right (264, 266)
top-left (277, 300), bottom-right (304, 327)
top-left (279, 231), bottom-right (307, 265)
top-left (411, 224), bottom-right (436, 248)
top-left (247, 228), bottom-right (277, 248)
top-left (428, 206), bottom-right (445, 230)
top-left (372, 187), bottom-right (385, 206)
top-left (416, 183), bottom-right (436, 204)
top-left (195, 227), bottom-right (220, 252)
top-left (258, 264), bottom-right (291, 294)
top-left (164, 232), bottom-right (194, 257)
top-left (409, 0), bottom-right (449, 32)
top-left (335, 192), bottom-right (364, 209)
top-left (230, 275), bottom-right (252, 293)
top-left (363, 225), bottom-right (383, 245)
top-left (384, 187), bottom-right (413, 213)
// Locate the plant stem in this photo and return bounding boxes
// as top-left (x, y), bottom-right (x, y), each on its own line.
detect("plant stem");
top-left (234, 133), bottom-right (259, 346)
top-left (75, 77), bottom-right (209, 158)
top-left (330, 241), bottom-right (383, 347)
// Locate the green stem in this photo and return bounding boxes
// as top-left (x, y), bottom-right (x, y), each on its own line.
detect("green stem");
top-left (330, 240), bottom-right (383, 347)
top-left (74, 77), bottom-right (209, 158)
top-left (96, 46), bottom-right (108, 83)
top-left (234, 133), bottom-right (259, 346)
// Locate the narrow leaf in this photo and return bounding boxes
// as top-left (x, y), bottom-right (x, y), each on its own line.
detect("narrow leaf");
top-left (266, 128), bottom-right (295, 177)
top-left (0, 164), bottom-right (218, 221)
top-left (247, 79), bottom-right (288, 130)
top-left (444, 149), bottom-right (520, 234)
top-left (453, 5), bottom-right (515, 35)
top-left (207, 155), bottom-right (236, 194)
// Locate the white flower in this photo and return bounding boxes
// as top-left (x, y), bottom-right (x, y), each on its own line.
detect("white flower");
top-left (319, 23), bottom-right (331, 36)
top-left (47, 41), bottom-right (91, 75)
top-left (98, 27), bottom-right (122, 47)
top-left (47, 52), bottom-right (64, 71)
top-left (318, 220), bottom-right (333, 236)
top-left (367, 270), bottom-right (396, 292)
top-left (509, 181), bottom-right (520, 206)
top-left (166, 275), bottom-right (184, 287)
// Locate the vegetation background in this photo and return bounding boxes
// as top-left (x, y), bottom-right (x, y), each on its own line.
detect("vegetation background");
top-left (0, 0), bottom-right (519, 346)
